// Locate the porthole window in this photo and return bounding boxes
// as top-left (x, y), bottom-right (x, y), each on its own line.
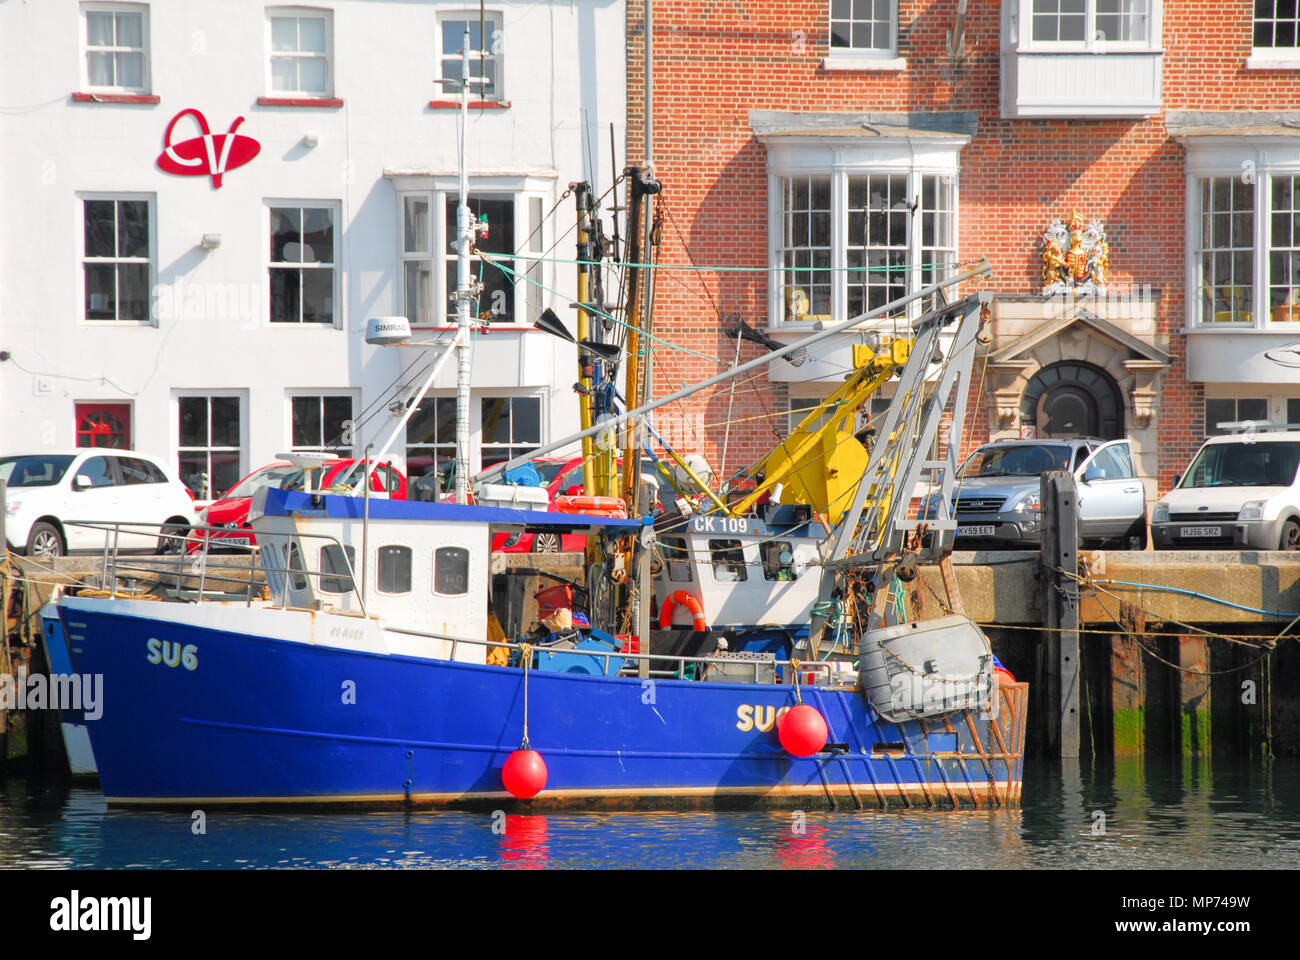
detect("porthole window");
top-left (433, 546), bottom-right (469, 595)
top-left (377, 544), bottom-right (412, 594)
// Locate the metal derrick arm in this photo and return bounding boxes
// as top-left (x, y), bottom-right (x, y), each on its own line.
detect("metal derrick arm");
top-left (805, 290), bottom-right (992, 651)
top-left (722, 336), bottom-right (912, 520)
top-left (473, 259), bottom-right (993, 488)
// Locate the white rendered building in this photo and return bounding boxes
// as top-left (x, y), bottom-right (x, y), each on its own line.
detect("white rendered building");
top-left (0, 1), bottom-right (625, 500)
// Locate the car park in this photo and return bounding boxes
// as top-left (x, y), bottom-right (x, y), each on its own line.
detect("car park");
top-left (0, 450), bottom-right (198, 558)
top-left (923, 437), bottom-right (1147, 549)
top-left (1151, 429), bottom-right (1300, 550)
top-left (193, 456), bottom-right (406, 552)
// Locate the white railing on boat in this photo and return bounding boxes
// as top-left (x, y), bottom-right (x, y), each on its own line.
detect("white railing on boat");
top-left (61, 520), bottom-right (848, 687)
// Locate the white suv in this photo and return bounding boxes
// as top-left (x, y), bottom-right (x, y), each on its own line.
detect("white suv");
top-left (1151, 430), bottom-right (1300, 550)
top-left (1, 450), bottom-right (198, 558)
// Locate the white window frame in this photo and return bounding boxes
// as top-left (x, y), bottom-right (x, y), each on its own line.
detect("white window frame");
top-left (479, 394), bottom-right (544, 470)
top-left (79, 192), bottom-right (156, 326)
top-left (392, 175), bottom-right (552, 328)
top-left (1012, 0), bottom-right (1162, 53)
top-left (266, 199), bottom-right (341, 327)
top-left (824, 0), bottom-right (905, 71)
top-left (265, 7), bottom-right (334, 97)
top-left (1250, 1), bottom-right (1300, 68)
top-left (175, 390), bottom-right (247, 501)
top-left (763, 135), bottom-right (965, 331)
top-left (1184, 139), bottom-right (1300, 333)
top-left (80, 2), bottom-right (150, 93)
top-left (288, 390), bottom-right (358, 455)
top-left (437, 10), bottom-right (504, 102)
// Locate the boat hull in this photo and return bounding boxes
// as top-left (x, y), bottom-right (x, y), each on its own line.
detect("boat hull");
top-left (58, 598), bottom-right (1026, 810)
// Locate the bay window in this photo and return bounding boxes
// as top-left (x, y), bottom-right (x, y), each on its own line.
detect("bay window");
top-left (394, 177), bottom-right (550, 326)
top-left (1190, 160), bottom-right (1300, 328)
top-left (766, 134), bottom-right (963, 328)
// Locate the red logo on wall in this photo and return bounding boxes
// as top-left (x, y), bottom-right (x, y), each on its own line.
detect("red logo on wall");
top-left (157, 108), bottom-right (260, 188)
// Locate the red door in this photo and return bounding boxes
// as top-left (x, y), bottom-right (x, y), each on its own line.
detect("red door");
top-left (76, 403), bottom-right (131, 448)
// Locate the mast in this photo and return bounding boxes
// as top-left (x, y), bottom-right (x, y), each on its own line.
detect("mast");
top-left (453, 24), bottom-right (474, 504)
top-left (573, 182), bottom-right (597, 497)
top-left (619, 166), bottom-right (660, 507)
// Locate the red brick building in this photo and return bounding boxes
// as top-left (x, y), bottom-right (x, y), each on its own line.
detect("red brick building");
top-left (626, 1), bottom-right (1300, 496)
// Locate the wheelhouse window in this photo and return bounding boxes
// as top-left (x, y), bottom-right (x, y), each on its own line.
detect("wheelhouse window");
top-left (433, 546), bottom-right (469, 595)
top-left (480, 396), bottom-right (541, 468)
top-left (377, 545), bottom-right (413, 594)
top-left (82, 3), bottom-right (149, 92)
top-left (761, 541), bottom-right (797, 581)
top-left (269, 204), bottom-right (336, 324)
top-left (291, 394), bottom-right (353, 455)
top-left (287, 541), bottom-right (309, 591)
top-left (177, 395), bottom-right (242, 499)
top-left (319, 544), bottom-right (357, 594)
top-left (709, 539), bottom-right (748, 583)
top-left (268, 8), bottom-right (332, 97)
top-left (659, 536), bottom-right (694, 582)
top-left (440, 12), bottom-right (502, 101)
top-left (83, 197), bottom-right (151, 323)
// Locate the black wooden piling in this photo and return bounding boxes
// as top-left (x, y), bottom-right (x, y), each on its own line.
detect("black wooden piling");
top-left (1040, 470), bottom-right (1081, 758)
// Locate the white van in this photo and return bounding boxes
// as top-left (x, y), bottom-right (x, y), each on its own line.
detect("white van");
top-left (1151, 430), bottom-right (1300, 550)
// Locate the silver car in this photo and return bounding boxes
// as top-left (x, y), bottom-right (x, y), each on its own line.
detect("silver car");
top-left (923, 438), bottom-right (1147, 549)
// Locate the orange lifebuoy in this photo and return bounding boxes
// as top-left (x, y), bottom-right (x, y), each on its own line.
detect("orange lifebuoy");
top-left (554, 495), bottom-right (628, 518)
top-left (658, 590), bottom-right (707, 631)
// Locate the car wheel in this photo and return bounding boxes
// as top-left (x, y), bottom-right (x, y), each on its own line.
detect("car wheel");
top-left (1124, 516), bottom-right (1148, 551)
top-left (159, 522), bottom-right (189, 555)
top-left (532, 532), bottom-right (561, 553)
top-left (25, 521), bottom-right (64, 559)
top-left (1280, 520), bottom-right (1300, 551)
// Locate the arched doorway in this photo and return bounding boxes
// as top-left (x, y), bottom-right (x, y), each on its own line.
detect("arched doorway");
top-left (1020, 362), bottom-right (1123, 440)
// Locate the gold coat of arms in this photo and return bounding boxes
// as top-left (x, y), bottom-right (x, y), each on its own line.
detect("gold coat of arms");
top-left (1041, 210), bottom-right (1109, 295)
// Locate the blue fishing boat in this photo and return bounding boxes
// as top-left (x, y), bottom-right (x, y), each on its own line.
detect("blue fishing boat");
top-left (53, 270), bottom-right (1028, 809)
top-left (56, 487), bottom-right (1025, 809)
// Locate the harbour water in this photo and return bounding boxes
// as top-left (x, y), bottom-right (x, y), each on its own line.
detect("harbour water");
top-left (2, 757), bottom-right (1298, 870)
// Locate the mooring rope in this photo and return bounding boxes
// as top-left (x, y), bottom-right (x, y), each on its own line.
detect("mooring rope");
top-left (519, 641), bottom-right (533, 750)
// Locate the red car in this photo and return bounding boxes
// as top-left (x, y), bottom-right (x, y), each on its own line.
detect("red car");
top-left (192, 457), bottom-right (407, 552)
top-left (491, 456), bottom-right (667, 553)
top-left (491, 457), bottom-right (587, 553)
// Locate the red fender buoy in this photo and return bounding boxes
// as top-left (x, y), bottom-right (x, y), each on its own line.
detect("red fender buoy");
top-left (778, 703), bottom-right (828, 757)
top-left (502, 748), bottom-right (548, 798)
top-left (994, 666), bottom-right (1016, 685)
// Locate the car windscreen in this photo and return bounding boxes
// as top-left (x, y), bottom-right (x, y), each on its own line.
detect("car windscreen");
top-left (0, 455), bottom-right (77, 487)
top-left (226, 465), bottom-right (306, 499)
top-left (1179, 442), bottom-right (1300, 488)
top-left (958, 444), bottom-right (1071, 478)
top-left (534, 461), bottom-right (570, 484)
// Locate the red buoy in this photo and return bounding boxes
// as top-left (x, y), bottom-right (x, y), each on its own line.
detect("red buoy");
top-left (994, 666), bottom-right (1016, 685)
top-left (778, 704), bottom-right (828, 757)
top-left (502, 748), bottom-right (548, 798)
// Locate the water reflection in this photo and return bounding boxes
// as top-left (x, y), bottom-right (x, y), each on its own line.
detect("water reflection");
top-left (1, 758), bottom-right (1298, 869)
